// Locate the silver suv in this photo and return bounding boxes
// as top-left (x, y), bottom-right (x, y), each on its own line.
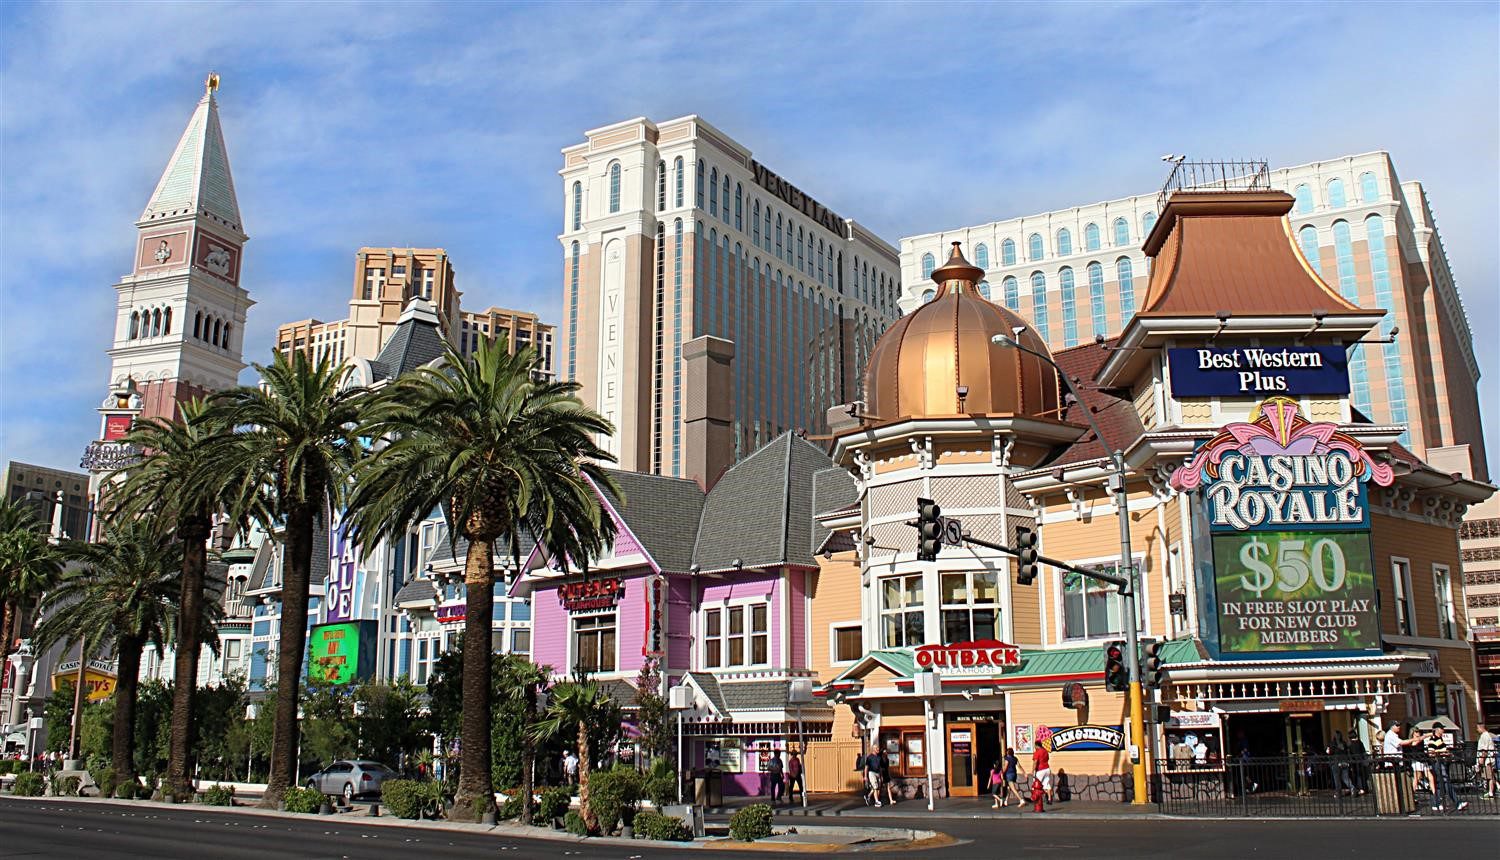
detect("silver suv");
top-left (306, 760), bottom-right (397, 803)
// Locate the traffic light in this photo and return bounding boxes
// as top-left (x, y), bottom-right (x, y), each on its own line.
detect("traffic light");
top-left (916, 497), bottom-right (942, 561)
top-left (1142, 640), bottom-right (1165, 688)
top-left (1103, 640), bottom-right (1128, 692)
top-left (1014, 527), bottom-right (1039, 585)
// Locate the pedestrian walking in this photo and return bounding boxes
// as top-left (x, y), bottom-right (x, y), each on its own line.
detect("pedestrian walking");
top-left (862, 749), bottom-right (884, 807)
top-left (1000, 748), bottom-right (1024, 807)
top-left (1328, 732), bottom-right (1356, 796)
top-left (1422, 728), bottom-right (1466, 812)
top-left (767, 751), bottom-right (785, 805)
top-left (879, 748), bottom-right (898, 805)
top-left (786, 751), bottom-right (805, 804)
top-left (988, 760), bottom-right (1005, 809)
top-left (1032, 742), bottom-right (1054, 803)
top-left (1348, 733), bottom-right (1369, 794)
top-left (564, 750), bottom-right (579, 786)
top-left (1477, 726), bottom-right (1497, 799)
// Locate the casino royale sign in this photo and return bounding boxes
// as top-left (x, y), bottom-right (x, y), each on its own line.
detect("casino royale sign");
top-left (914, 639), bottom-right (1021, 674)
top-left (751, 160), bottom-right (846, 237)
top-left (1168, 346), bottom-right (1350, 397)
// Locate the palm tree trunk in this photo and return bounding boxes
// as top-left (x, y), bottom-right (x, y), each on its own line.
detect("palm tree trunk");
top-left (166, 517), bottom-right (209, 798)
top-left (112, 633), bottom-right (144, 787)
top-left (0, 600), bottom-right (15, 693)
top-left (454, 536), bottom-right (496, 820)
top-left (262, 505), bottom-right (314, 808)
top-left (578, 718), bottom-right (597, 834)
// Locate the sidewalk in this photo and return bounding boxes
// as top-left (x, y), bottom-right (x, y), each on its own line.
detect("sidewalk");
top-left (706, 793), bottom-right (1163, 820)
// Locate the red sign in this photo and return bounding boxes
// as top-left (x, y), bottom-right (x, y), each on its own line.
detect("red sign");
top-left (913, 639), bottom-right (1022, 674)
top-left (104, 414), bottom-right (133, 441)
top-left (435, 603), bottom-right (465, 625)
top-left (558, 577), bottom-right (625, 612)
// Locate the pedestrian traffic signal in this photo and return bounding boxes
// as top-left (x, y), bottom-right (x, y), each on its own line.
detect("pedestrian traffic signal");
top-left (916, 497), bottom-right (943, 561)
top-left (1142, 640), bottom-right (1165, 688)
top-left (1103, 640), bottom-right (1128, 692)
top-left (1014, 526), bottom-right (1039, 585)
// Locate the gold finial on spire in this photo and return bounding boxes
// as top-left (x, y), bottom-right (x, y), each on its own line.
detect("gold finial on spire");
top-left (205, 71), bottom-right (220, 95)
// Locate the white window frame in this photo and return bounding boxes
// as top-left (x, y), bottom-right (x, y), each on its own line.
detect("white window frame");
top-left (1433, 563), bottom-right (1456, 639)
top-left (938, 569), bottom-right (1002, 645)
top-left (879, 572), bottom-right (925, 649)
top-left (1391, 557), bottom-right (1416, 636)
top-left (829, 620), bottom-right (863, 666)
top-left (571, 610), bottom-right (619, 674)
top-left (700, 597), bottom-right (770, 669)
top-left (1054, 553), bottom-right (1146, 644)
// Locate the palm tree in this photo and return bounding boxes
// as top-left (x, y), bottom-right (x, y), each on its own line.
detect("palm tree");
top-left (497, 655), bottom-right (551, 825)
top-left (344, 336), bottom-right (617, 819)
top-left (32, 519), bottom-right (184, 786)
top-left (531, 681), bottom-right (609, 833)
top-left (109, 399), bottom-right (257, 798)
top-left (204, 350), bottom-right (368, 807)
top-left (0, 498), bottom-right (66, 683)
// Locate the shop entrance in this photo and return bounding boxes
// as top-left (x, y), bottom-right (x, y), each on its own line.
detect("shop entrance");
top-left (1226, 712), bottom-right (1326, 759)
top-left (944, 716), bottom-right (1002, 797)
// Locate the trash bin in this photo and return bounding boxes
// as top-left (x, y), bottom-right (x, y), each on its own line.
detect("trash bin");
top-left (1374, 768), bottom-right (1414, 815)
top-left (692, 769), bottom-right (724, 808)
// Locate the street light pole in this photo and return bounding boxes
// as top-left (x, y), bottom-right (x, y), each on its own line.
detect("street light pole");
top-left (992, 332), bottom-right (1150, 805)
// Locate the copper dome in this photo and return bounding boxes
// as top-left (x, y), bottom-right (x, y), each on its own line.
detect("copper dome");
top-left (865, 242), bottom-right (1062, 421)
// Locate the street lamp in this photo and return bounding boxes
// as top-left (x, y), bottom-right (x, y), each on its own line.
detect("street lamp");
top-left (992, 330), bottom-right (1150, 805)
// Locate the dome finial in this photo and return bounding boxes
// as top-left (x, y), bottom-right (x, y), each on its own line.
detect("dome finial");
top-left (205, 71), bottom-right (220, 96)
top-left (930, 240), bottom-right (984, 294)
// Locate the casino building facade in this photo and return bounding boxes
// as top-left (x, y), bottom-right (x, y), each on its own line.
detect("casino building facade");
top-left (809, 175), bottom-right (1492, 800)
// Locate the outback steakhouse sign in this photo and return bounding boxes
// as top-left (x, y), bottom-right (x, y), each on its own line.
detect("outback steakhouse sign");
top-left (914, 639), bottom-right (1021, 674)
top-left (558, 577), bottom-right (626, 612)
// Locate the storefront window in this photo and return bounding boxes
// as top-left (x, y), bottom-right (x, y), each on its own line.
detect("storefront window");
top-left (881, 574), bottom-right (925, 648)
top-left (879, 730), bottom-right (926, 777)
top-left (574, 613), bottom-right (616, 672)
top-left (1061, 571), bottom-right (1123, 640)
top-left (940, 571), bottom-right (1000, 644)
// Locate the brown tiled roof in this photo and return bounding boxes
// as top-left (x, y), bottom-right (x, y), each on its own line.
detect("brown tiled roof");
top-left (1046, 341), bottom-right (1145, 467)
top-left (1138, 192), bottom-right (1370, 318)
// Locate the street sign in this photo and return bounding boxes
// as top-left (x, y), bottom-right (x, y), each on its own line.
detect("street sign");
top-left (941, 517), bottom-right (964, 547)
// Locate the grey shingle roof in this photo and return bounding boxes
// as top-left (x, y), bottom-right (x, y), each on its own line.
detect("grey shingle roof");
top-left (370, 302), bottom-right (446, 382)
top-left (685, 672), bottom-right (727, 714)
top-left (394, 577), bottom-right (438, 607)
top-left (597, 469), bottom-right (705, 573)
top-left (811, 467), bottom-right (858, 556)
top-left (430, 523), bottom-right (535, 571)
top-left (691, 433), bottom-right (835, 572)
top-left (309, 521), bottom-right (330, 586)
top-left (595, 678), bottom-right (640, 708)
top-left (687, 675), bottom-right (834, 716)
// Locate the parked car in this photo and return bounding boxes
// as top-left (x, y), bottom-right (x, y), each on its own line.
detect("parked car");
top-left (306, 760), bottom-right (397, 803)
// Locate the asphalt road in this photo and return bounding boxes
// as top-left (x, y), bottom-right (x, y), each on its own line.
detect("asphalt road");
top-left (1, 797), bottom-right (1495, 859)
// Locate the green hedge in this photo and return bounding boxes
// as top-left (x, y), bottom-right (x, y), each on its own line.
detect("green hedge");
top-left (380, 779), bottom-right (441, 820)
top-left (282, 786), bottom-right (324, 814)
top-left (563, 809), bottom-right (588, 836)
top-left (200, 784), bottom-right (236, 806)
top-left (91, 767), bottom-right (116, 799)
top-left (12, 771), bottom-right (45, 796)
top-left (538, 785), bottom-right (571, 825)
top-left (588, 765), bottom-right (642, 835)
top-left (729, 803), bottom-right (773, 842)
top-left (633, 809), bottom-right (692, 842)
top-left (114, 783), bottom-right (137, 799)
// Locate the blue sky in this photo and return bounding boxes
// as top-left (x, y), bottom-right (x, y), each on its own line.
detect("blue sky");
top-left (2, 1), bottom-right (1497, 473)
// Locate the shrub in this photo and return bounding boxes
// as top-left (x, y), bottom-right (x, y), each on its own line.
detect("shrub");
top-left (114, 783), bottom-right (136, 800)
top-left (538, 785), bottom-right (571, 825)
top-left (633, 809), bottom-right (692, 842)
top-left (563, 809), bottom-right (588, 836)
top-left (282, 786), bottom-right (325, 814)
top-left (54, 775), bottom-right (81, 797)
top-left (381, 779), bottom-right (441, 820)
top-left (729, 803), bottom-right (773, 842)
top-left (135, 783), bottom-right (153, 800)
top-left (200, 784), bottom-right (236, 806)
top-left (497, 789), bottom-right (526, 820)
top-left (589, 764), bottom-right (643, 835)
top-left (12, 772), bottom-right (45, 796)
top-left (0, 761), bottom-right (13, 775)
top-left (92, 767), bottom-right (116, 799)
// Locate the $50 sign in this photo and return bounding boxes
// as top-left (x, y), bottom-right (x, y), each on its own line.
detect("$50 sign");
top-left (1212, 530), bottom-right (1379, 653)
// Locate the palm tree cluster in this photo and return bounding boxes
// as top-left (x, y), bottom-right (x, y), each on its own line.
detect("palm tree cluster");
top-left (51, 335), bottom-right (620, 814)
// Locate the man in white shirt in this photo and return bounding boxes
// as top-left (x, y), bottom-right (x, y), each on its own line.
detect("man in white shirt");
top-left (1477, 727), bottom-right (1497, 799)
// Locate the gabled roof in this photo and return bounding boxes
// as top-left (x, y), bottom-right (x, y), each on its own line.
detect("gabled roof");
top-left (141, 88), bottom-right (242, 230)
top-left (370, 299), bottom-right (446, 382)
top-left (393, 576), bottom-right (438, 607)
top-left (692, 433), bottom-right (836, 572)
top-left (811, 466), bottom-right (858, 556)
top-left (596, 469), bottom-right (704, 573)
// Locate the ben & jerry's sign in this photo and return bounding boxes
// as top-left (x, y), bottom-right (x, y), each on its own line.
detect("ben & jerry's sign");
top-left (1170, 398), bottom-right (1393, 656)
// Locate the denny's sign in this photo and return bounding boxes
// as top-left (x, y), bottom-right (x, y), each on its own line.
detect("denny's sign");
top-left (558, 577), bottom-right (626, 612)
top-left (914, 639), bottom-right (1021, 675)
top-left (1170, 398), bottom-right (1393, 656)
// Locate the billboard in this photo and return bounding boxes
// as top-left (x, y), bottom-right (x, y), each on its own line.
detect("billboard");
top-left (307, 620), bottom-right (377, 685)
top-left (1168, 347), bottom-right (1350, 398)
top-left (1170, 397), bottom-right (1393, 657)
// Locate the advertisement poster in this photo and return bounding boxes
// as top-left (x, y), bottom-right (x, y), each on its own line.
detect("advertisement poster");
top-left (719, 738), bottom-right (742, 773)
top-left (1212, 530), bottom-right (1379, 652)
top-left (1013, 724), bottom-right (1034, 753)
top-left (307, 620), bottom-right (377, 684)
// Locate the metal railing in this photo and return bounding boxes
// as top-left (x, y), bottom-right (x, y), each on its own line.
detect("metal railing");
top-left (1157, 159), bottom-right (1271, 211)
top-left (1153, 752), bottom-right (1499, 817)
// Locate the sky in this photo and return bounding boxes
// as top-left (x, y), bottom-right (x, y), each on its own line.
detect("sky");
top-left (2, 1), bottom-right (1497, 475)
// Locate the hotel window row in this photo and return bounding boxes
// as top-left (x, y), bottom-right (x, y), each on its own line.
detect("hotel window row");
top-left (1292, 171), bottom-right (1382, 215)
top-left (920, 213), bottom-right (1157, 283)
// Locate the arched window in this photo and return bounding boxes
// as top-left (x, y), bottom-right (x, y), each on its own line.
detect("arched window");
top-left (674, 156), bottom-right (684, 207)
top-left (129, 311), bottom-right (140, 339)
top-left (775, 214), bottom-right (784, 259)
top-left (1057, 228), bottom-right (1072, 256)
top-left (1084, 223), bottom-right (1101, 251)
top-left (568, 241), bottom-right (580, 379)
top-left (1359, 171), bottom-right (1379, 203)
top-left (1116, 258), bottom-right (1135, 319)
top-left (1001, 238), bottom-right (1016, 266)
top-left (1326, 177), bottom-right (1346, 209)
top-left (1059, 267), bottom-right (1078, 347)
top-left (1030, 272), bottom-right (1049, 341)
top-left (764, 206), bottom-right (772, 251)
top-left (977, 280), bottom-right (991, 300)
top-left (1113, 217), bottom-right (1129, 247)
top-left (1366, 214), bottom-right (1407, 438)
top-left (571, 181), bottom-right (582, 230)
top-left (212, 318), bottom-right (221, 346)
top-left (1297, 225), bottom-right (1321, 275)
top-left (1293, 183), bottom-right (1313, 214)
top-left (657, 161), bottom-right (666, 212)
top-left (696, 160), bottom-right (705, 208)
top-left (753, 200), bottom-right (761, 246)
top-left (1087, 262), bottom-right (1105, 338)
top-left (785, 219), bottom-right (794, 264)
top-left (1141, 211), bottom-right (1157, 236)
top-left (817, 239), bottom-right (826, 284)
top-left (608, 162), bottom-right (621, 213)
top-left (975, 243), bottom-right (989, 269)
top-left (151, 308), bottom-right (162, 337)
top-left (735, 183), bottom-right (743, 230)
top-left (194, 310), bottom-right (202, 339)
top-left (163, 307), bottom-right (172, 335)
top-left (221, 323), bottom-right (231, 349)
top-left (721, 177), bottom-right (730, 224)
top-left (922, 288), bottom-right (936, 303)
top-left (1028, 233), bottom-right (1043, 261)
top-left (921, 253), bottom-right (936, 279)
top-left (709, 167), bottom-right (719, 215)
top-left (1002, 276), bottom-right (1019, 310)
top-left (796, 226), bottom-right (805, 271)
